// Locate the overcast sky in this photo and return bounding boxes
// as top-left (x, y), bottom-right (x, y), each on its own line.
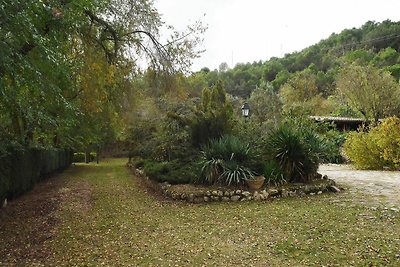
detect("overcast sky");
top-left (155, 0), bottom-right (400, 72)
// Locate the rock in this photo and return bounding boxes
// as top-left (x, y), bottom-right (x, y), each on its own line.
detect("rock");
top-left (193, 197), bottom-right (203, 204)
top-left (242, 191), bottom-right (251, 197)
top-left (246, 196), bottom-right (253, 201)
top-left (204, 196), bottom-right (210, 202)
top-left (206, 191), bottom-right (212, 196)
top-left (224, 191), bottom-right (231, 197)
top-left (288, 191), bottom-right (297, 197)
top-left (221, 197), bottom-right (230, 202)
top-left (390, 208), bottom-right (399, 212)
top-left (160, 181), bottom-right (170, 187)
top-left (328, 185), bottom-right (341, 193)
top-left (268, 189), bottom-right (279, 197)
top-left (235, 190), bottom-right (242, 195)
top-left (217, 191), bottom-right (224, 197)
top-left (309, 192), bottom-right (316, 196)
top-left (317, 191), bottom-right (323, 195)
top-left (261, 190), bottom-right (269, 199)
top-left (281, 189), bottom-right (288, 198)
top-left (211, 191), bottom-right (218, 196)
top-left (188, 194), bottom-right (195, 202)
top-left (181, 193), bottom-right (187, 200)
top-left (231, 195), bottom-right (241, 202)
top-left (322, 175), bottom-right (328, 180)
top-left (253, 192), bottom-right (262, 201)
top-left (211, 196), bottom-right (220, 201)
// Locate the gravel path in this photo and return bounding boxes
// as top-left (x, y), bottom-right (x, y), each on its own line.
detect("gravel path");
top-left (319, 164), bottom-right (400, 209)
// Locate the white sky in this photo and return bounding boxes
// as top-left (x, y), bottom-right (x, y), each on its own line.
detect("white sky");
top-left (155, 0), bottom-right (400, 72)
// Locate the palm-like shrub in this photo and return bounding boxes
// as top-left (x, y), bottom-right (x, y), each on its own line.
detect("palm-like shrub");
top-left (199, 135), bottom-right (255, 186)
top-left (266, 125), bottom-right (323, 183)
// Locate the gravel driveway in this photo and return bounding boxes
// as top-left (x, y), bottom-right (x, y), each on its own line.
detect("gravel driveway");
top-left (319, 164), bottom-right (400, 209)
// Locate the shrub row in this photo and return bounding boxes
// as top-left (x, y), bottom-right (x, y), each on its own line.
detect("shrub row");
top-left (0, 147), bottom-right (73, 204)
top-left (133, 159), bottom-right (199, 185)
top-left (73, 152), bottom-right (97, 163)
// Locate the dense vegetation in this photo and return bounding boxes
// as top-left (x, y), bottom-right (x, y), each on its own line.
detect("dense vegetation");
top-left (2, 0), bottom-right (400, 188)
top-left (0, 0), bottom-right (205, 155)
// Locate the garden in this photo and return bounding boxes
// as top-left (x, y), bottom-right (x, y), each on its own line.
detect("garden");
top-left (126, 80), bottom-right (348, 201)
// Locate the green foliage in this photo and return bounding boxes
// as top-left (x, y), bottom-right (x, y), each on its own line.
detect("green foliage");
top-left (344, 117), bottom-right (400, 169)
top-left (1, 0), bottom-right (205, 152)
top-left (319, 130), bottom-right (346, 164)
top-left (337, 63), bottom-right (400, 121)
top-left (199, 135), bottom-right (256, 186)
top-left (186, 20), bottom-right (400, 110)
top-left (143, 160), bottom-right (198, 184)
top-left (73, 152), bottom-right (97, 163)
top-left (189, 80), bottom-right (234, 146)
top-left (266, 125), bottom-right (323, 183)
top-left (73, 152), bottom-right (86, 163)
top-left (262, 161), bottom-right (287, 186)
top-left (343, 130), bottom-right (383, 170)
top-left (248, 82), bottom-right (282, 125)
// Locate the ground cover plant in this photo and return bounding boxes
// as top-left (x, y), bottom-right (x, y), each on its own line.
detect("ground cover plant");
top-left (1, 159), bottom-right (399, 266)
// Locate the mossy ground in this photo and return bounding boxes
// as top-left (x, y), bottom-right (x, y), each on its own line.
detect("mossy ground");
top-left (1, 158), bottom-right (399, 266)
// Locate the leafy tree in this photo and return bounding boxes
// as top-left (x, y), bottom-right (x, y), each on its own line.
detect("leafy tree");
top-left (336, 63), bottom-right (400, 121)
top-left (189, 81), bottom-right (234, 146)
top-left (248, 82), bottom-right (282, 126)
top-left (0, 0), bottom-right (205, 152)
top-left (280, 70), bottom-right (333, 116)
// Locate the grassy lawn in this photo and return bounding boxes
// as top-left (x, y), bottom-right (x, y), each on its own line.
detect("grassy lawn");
top-left (1, 158), bottom-right (400, 266)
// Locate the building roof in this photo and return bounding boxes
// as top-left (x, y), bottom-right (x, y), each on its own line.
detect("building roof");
top-left (310, 116), bottom-right (365, 123)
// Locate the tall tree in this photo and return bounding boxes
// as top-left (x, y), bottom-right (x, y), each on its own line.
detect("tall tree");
top-left (336, 63), bottom-right (400, 121)
top-left (0, 0), bottom-right (205, 151)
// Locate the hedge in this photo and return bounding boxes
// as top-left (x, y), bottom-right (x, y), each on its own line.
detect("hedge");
top-left (0, 147), bottom-right (73, 204)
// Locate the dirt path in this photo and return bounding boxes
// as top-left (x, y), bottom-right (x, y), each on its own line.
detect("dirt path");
top-left (319, 164), bottom-right (400, 209)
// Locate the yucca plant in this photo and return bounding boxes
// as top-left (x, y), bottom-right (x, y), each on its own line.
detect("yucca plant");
top-left (199, 135), bottom-right (256, 186)
top-left (220, 159), bottom-right (254, 186)
top-left (266, 125), bottom-right (322, 183)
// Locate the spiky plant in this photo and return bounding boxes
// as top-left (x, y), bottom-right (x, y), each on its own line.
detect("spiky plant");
top-left (199, 135), bottom-right (256, 186)
top-left (266, 125), bottom-right (322, 183)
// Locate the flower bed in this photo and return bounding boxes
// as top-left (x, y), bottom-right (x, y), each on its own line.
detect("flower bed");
top-left (130, 166), bottom-right (341, 204)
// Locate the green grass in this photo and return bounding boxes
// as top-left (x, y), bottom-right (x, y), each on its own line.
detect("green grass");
top-left (3, 158), bottom-right (400, 266)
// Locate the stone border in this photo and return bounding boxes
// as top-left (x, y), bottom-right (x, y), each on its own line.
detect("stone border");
top-left (130, 165), bottom-right (341, 204)
top-left (160, 180), bottom-right (340, 203)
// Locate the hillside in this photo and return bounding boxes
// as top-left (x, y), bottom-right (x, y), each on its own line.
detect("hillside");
top-left (191, 20), bottom-right (400, 99)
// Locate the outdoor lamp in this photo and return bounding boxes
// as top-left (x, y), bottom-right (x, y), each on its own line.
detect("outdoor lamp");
top-left (241, 102), bottom-right (250, 118)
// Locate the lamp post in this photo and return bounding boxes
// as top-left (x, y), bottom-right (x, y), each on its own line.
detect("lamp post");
top-left (241, 102), bottom-right (250, 118)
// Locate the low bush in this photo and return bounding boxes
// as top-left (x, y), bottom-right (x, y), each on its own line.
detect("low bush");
top-left (143, 160), bottom-right (196, 184)
top-left (73, 152), bottom-right (97, 163)
top-left (131, 158), bottom-right (145, 169)
top-left (343, 117), bottom-right (400, 169)
top-left (89, 152), bottom-right (97, 161)
top-left (320, 130), bottom-right (346, 164)
top-left (73, 152), bottom-right (85, 162)
top-left (262, 160), bottom-right (286, 186)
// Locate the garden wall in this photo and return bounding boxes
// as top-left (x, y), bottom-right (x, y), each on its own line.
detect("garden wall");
top-left (130, 167), bottom-right (341, 204)
top-left (0, 147), bottom-right (73, 205)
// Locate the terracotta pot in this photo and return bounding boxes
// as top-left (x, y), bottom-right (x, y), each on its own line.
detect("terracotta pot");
top-left (246, 176), bottom-right (265, 190)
